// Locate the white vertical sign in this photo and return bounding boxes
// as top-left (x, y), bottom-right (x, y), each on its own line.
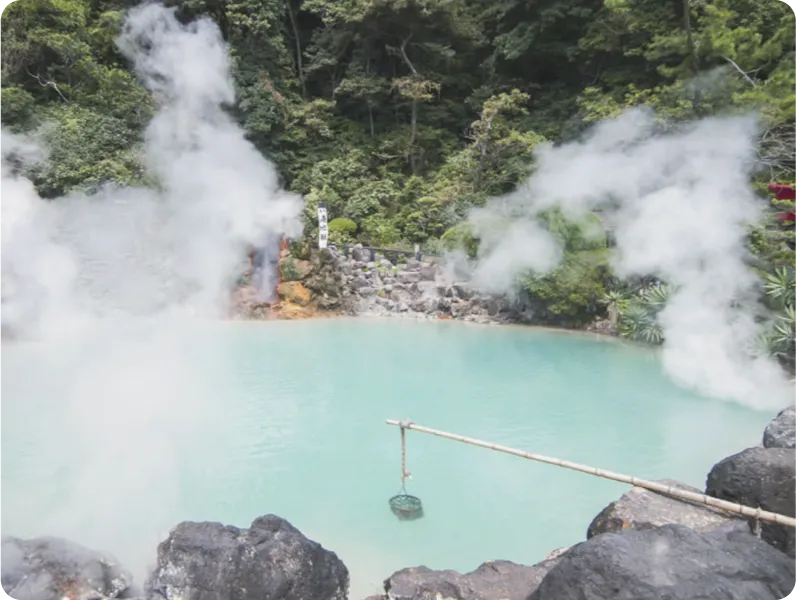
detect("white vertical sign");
top-left (317, 203), bottom-right (328, 249)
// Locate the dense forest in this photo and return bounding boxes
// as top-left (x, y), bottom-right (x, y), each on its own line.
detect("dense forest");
top-left (1, 0), bottom-right (794, 363)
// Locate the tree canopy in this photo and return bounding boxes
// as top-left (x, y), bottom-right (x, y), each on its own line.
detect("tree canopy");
top-left (2, 0), bottom-right (794, 353)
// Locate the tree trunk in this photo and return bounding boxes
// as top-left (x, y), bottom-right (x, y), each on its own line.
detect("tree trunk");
top-left (682, 0), bottom-right (701, 112)
top-left (410, 97), bottom-right (418, 174)
top-left (368, 104), bottom-right (375, 137)
top-left (286, 1), bottom-right (306, 98)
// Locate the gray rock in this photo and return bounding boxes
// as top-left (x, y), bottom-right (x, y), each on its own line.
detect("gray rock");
top-left (359, 287), bottom-right (374, 297)
top-left (706, 446), bottom-right (795, 557)
top-left (416, 281), bottom-right (439, 296)
top-left (318, 295), bottom-right (341, 309)
top-left (763, 405), bottom-right (796, 449)
top-left (147, 515), bottom-right (348, 600)
top-left (438, 297), bottom-right (452, 312)
top-left (450, 300), bottom-right (472, 318)
top-left (350, 277), bottom-right (370, 290)
top-left (384, 559), bottom-right (560, 600)
top-left (528, 524), bottom-right (795, 600)
top-left (452, 283), bottom-right (473, 300)
top-left (397, 302), bottom-right (409, 312)
top-left (1, 536), bottom-right (134, 600)
top-left (376, 297), bottom-right (395, 310)
top-left (383, 285), bottom-right (393, 293)
top-left (366, 261), bottom-right (376, 270)
top-left (419, 266), bottom-right (437, 281)
top-left (405, 259), bottom-right (421, 271)
top-left (486, 298), bottom-right (508, 316)
top-left (351, 246), bottom-right (365, 261)
top-left (587, 479), bottom-right (743, 539)
top-left (409, 298), bottom-right (437, 313)
top-left (397, 272), bottom-right (420, 284)
top-left (380, 259), bottom-right (393, 268)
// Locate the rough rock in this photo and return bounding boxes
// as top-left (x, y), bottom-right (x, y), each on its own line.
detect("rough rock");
top-left (763, 405), bottom-right (796, 449)
top-left (529, 524), bottom-right (795, 600)
top-left (277, 281), bottom-right (311, 306)
top-left (587, 479), bottom-right (743, 539)
top-left (1, 536), bottom-right (134, 600)
top-left (419, 266), bottom-right (437, 281)
top-left (397, 271), bottom-right (420, 284)
top-left (706, 446), bottom-right (795, 556)
top-left (238, 245), bottom-right (518, 324)
top-left (383, 559), bottom-right (561, 600)
top-left (147, 514), bottom-right (348, 600)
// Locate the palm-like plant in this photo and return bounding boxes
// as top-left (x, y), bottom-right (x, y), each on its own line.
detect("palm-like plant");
top-left (763, 267), bottom-right (796, 309)
top-left (618, 303), bottom-right (665, 344)
top-left (614, 283), bottom-right (672, 345)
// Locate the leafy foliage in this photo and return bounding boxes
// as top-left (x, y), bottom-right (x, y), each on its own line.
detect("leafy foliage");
top-left (615, 283), bottom-right (673, 345)
top-left (2, 0), bottom-right (794, 373)
top-left (523, 249), bottom-right (613, 327)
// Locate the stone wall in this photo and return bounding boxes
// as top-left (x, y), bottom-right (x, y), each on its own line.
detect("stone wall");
top-left (233, 243), bottom-right (531, 324)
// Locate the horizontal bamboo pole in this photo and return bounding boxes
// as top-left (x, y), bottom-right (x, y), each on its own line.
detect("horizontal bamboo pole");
top-left (386, 419), bottom-right (796, 529)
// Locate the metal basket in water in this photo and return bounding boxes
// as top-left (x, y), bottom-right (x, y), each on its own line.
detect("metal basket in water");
top-left (389, 493), bottom-right (424, 521)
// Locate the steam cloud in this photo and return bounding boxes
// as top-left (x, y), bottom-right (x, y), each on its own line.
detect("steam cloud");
top-left (2, 3), bottom-right (302, 579)
top-left (470, 108), bottom-right (791, 409)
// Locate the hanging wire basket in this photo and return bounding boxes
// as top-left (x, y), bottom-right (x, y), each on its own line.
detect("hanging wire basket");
top-left (389, 493), bottom-right (424, 521)
top-left (388, 422), bottom-right (424, 520)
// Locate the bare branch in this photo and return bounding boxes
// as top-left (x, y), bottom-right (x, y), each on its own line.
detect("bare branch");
top-left (722, 56), bottom-right (757, 87)
top-left (26, 68), bottom-right (68, 102)
top-left (399, 31), bottom-right (417, 75)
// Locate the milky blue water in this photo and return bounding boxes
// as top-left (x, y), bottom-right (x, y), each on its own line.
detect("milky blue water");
top-left (2, 319), bottom-right (773, 597)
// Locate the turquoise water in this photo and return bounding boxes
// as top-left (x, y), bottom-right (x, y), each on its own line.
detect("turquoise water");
top-left (2, 319), bottom-right (773, 597)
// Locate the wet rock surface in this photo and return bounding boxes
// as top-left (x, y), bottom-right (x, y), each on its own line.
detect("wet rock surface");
top-left (587, 479), bottom-right (744, 539)
top-left (706, 446), bottom-right (796, 557)
top-left (378, 558), bottom-right (562, 600)
top-left (763, 405), bottom-right (796, 449)
top-left (146, 514), bottom-right (348, 600)
top-left (1, 536), bottom-right (135, 600)
top-left (529, 524), bottom-right (795, 600)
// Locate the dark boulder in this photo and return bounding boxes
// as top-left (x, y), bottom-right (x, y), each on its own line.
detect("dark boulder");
top-left (383, 558), bottom-right (561, 600)
top-left (763, 405), bottom-right (796, 449)
top-left (587, 479), bottom-right (744, 539)
top-left (529, 524), bottom-right (795, 600)
top-left (1, 535), bottom-right (134, 600)
top-left (706, 446), bottom-right (795, 557)
top-left (146, 514), bottom-right (348, 600)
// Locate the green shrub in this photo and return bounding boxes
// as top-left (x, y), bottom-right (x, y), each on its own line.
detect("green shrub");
top-left (328, 217), bottom-right (358, 243)
top-left (441, 222), bottom-right (479, 258)
top-left (522, 250), bottom-right (612, 327)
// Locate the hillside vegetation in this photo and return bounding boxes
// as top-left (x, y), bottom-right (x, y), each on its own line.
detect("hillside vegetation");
top-left (2, 0), bottom-right (794, 363)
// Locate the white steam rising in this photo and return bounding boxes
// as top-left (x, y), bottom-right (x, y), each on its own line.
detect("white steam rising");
top-left (1, 3), bottom-right (301, 579)
top-left (470, 108), bottom-right (790, 409)
top-left (2, 4), bottom-right (302, 338)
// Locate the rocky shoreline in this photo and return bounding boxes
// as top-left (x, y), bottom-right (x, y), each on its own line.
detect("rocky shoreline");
top-left (4, 406), bottom-right (794, 600)
top-left (232, 244), bottom-right (614, 334)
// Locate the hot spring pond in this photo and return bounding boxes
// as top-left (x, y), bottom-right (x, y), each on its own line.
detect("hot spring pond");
top-left (2, 318), bottom-right (773, 597)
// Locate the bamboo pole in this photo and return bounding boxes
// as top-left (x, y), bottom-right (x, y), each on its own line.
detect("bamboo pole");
top-left (386, 419), bottom-right (796, 528)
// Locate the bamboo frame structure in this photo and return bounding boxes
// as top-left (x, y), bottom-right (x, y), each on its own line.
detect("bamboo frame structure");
top-left (386, 419), bottom-right (796, 528)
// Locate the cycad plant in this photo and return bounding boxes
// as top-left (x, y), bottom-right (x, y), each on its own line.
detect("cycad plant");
top-left (758, 267), bottom-right (795, 372)
top-left (763, 267), bottom-right (796, 308)
top-left (612, 283), bottom-right (673, 345)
